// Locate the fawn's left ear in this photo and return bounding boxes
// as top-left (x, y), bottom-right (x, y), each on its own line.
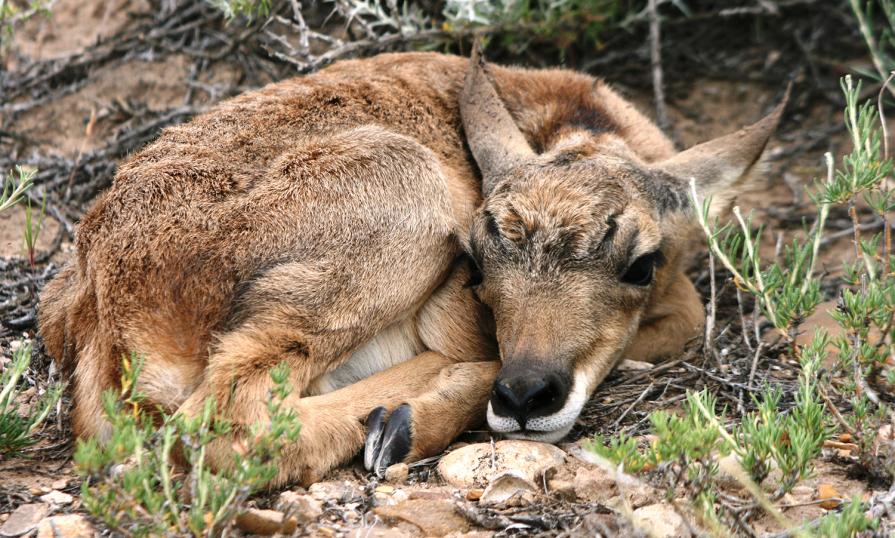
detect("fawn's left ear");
top-left (656, 85), bottom-right (790, 219)
top-left (460, 41), bottom-right (535, 196)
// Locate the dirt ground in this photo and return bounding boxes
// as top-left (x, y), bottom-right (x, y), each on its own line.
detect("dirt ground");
top-left (0, 0), bottom-right (891, 536)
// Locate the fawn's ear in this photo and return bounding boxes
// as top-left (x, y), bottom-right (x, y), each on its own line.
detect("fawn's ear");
top-left (459, 42), bottom-right (534, 196)
top-left (656, 87), bottom-right (789, 219)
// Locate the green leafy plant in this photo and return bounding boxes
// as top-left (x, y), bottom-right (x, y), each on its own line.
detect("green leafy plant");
top-left (22, 191), bottom-right (46, 270)
top-left (589, 377), bottom-right (828, 497)
top-left (851, 0), bottom-right (895, 91)
top-left (690, 168), bottom-right (830, 339)
top-left (75, 355), bottom-right (301, 537)
top-left (0, 166), bottom-right (35, 214)
top-left (0, 342), bottom-right (63, 455)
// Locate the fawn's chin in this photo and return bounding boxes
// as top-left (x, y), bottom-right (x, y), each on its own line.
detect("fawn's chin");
top-left (499, 424), bottom-right (575, 444)
top-left (485, 370), bottom-right (588, 444)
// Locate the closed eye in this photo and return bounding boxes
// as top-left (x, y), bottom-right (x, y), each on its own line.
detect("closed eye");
top-left (620, 251), bottom-right (663, 286)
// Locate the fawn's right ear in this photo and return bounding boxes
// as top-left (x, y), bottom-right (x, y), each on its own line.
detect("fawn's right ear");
top-left (459, 43), bottom-right (534, 196)
top-left (656, 86), bottom-right (790, 219)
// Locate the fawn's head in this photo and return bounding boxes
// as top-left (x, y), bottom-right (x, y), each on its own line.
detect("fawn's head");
top-left (460, 50), bottom-right (785, 441)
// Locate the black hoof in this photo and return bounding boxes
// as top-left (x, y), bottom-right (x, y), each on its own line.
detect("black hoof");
top-left (364, 406), bottom-right (387, 472)
top-left (363, 404), bottom-right (412, 477)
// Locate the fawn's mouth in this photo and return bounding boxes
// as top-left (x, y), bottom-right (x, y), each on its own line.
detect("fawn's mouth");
top-left (485, 371), bottom-right (588, 444)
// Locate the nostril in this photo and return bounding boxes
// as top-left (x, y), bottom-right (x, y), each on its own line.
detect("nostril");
top-left (525, 379), bottom-right (559, 413)
top-left (493, 380), bottom-right (527, 410)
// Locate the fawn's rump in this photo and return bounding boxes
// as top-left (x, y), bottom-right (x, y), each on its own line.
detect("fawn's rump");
top-left (39, 119), bottom-right (467, 437)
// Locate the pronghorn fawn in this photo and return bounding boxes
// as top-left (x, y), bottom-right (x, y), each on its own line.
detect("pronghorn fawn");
top-left (39, 49), bottom-right (785, 486)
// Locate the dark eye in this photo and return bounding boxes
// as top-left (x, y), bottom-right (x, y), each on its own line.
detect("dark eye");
top-left (465, 256), bottom-right (484, 288)
top-left (621, 252), bottom-right (661, 286)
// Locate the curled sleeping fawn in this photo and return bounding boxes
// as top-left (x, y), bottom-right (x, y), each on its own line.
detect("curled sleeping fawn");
top-left (39, 47), bottom-right (785, 486)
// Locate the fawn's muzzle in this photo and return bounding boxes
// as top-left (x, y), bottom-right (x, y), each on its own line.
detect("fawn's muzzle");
top-left (489, 368), bottom-right (571, 431)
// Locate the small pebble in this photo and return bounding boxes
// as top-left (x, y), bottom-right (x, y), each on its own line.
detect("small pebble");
top-left (817, 484), bottom-right (842, 510)
top-left (384, 463), bottom-right (409, 483)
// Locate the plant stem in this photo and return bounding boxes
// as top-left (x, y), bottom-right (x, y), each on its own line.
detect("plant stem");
top-left (851, 0), bottom-right (895, 99)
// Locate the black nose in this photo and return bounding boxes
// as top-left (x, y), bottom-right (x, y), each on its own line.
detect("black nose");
top-left (490, 371), bottom-right (570, 429)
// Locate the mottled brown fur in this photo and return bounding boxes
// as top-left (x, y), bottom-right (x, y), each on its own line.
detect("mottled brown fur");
top-left (39, 52), bottom-right (783, 485)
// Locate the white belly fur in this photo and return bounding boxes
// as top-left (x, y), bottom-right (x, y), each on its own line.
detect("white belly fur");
top-left (307, 317), bottom-right (425, 395)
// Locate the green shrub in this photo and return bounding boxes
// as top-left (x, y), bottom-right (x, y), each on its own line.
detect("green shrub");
top-left (0, 342), bottom-right (63, 455)
top-left (75, 356), bottom-right (301, 537)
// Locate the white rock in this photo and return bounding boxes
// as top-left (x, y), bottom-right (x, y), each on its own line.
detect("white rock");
top-left (39, 491), bottom-right (73, 506)
top-left (437, 440), bottom-right (566, 488)
top-left (0, 503), bottom-right (49, 537)
top-left (632, 503), bottom-right (690, 538)
top-left (308, 480), bottom-right (363, 502)
top-left (479, 471), bottom-right (537, 507)
top-left (36, 515), bottom-right (94, 538)
top-left (276, 491), bottom-right (323, 524)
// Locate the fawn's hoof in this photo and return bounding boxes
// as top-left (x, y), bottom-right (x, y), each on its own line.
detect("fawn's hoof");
top-left (364, 404), bottom-right (412, 477)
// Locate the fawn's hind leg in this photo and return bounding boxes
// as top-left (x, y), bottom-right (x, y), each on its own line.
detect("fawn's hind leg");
top-left (176, 253), bottom-right (453, 486)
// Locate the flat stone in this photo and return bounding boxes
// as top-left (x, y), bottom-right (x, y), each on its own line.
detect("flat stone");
top-left (39, 491), bottom-right (73, 506)
top-left (35, 515), bottom-right (94, 538)
top-left (437, 440), bottom-right (566, 488)
top-left (276, 491), bottom-right (323, 524)
top-left (0, 503), bottom-right (49, 537)
top-left (632, 503), bottom-right (690, 538)
top-left (234, 509), bottom-right (296, 536)
top-left (308, 481), bottom-right (364, 503)
top-left (479, 471), bottom-right (537, 507)
top-left (347, 529), bottom-right (413, 538)
top-left (572, 465), bottom-right (616, 502)
top-left (374, 499), bottom-right (469, 537)
top-left (407, 489), bottom-right (452, 501)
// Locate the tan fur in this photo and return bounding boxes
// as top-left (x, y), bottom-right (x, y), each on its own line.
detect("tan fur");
top-left (39, 52), bottom-right (783, 485)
